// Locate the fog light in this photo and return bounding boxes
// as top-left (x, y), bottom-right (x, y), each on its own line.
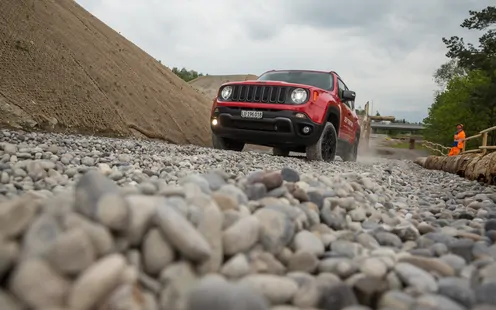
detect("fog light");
top-left (302, 126), bottom-right (311, 134)
top-left (295, 113), bottom-right (306, 119)
top-left (212, 119), bottom-right (218, 126)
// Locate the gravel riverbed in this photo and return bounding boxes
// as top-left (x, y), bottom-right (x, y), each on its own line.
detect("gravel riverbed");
top-left (0, 129), bottom-right (496, 310)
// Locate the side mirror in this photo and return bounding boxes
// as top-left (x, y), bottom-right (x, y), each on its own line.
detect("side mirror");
top-left (342, 90), bottom-right (356, 101)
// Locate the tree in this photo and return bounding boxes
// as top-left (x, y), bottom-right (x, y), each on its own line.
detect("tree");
top-left (442, 6), bottom-right (496, 72)
top-left (355, 105), bottom-right (366, 116)
top-left (392, 118), bottom-right (409, 124)
top-left (423, 69), bottom-right (493, 146)
top-left (171, 67), bottom-right (206, 82)
top-left (441, 5), bottom-right (496, 122)
top-left (433, 59), bottom-right (466, 90)
top-left (423, 5), bottom-right (496, 146)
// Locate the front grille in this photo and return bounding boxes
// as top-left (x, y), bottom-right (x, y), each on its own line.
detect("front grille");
top-left (221, 118), bottom-right (292, 133)
top-left (229, 84), bottom-right (288, 104)
top-left (225, 107), bottom-right (282, 112)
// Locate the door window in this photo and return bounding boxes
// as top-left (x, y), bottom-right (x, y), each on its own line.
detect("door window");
top-left (337, 79), bottom-right (351, 109)
top-left (337, 79), bottom-right (346, 93)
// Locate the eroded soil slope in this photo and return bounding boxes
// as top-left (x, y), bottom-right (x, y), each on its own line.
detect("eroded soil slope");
top-left (189, 74), bottom-right (259, 100)
top-left (0, 0), bottom-right (211, 146)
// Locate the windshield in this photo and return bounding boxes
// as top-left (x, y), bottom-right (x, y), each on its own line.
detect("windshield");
top-left (257, 71), bottom-right (334, 91)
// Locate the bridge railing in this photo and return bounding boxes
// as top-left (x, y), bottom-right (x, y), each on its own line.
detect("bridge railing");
top-left (461, 125), bottom-right (496, 155)
top-left (423, 125), bottom-right (496, 156)
top-left (422, 141), bottom-right (450, 156)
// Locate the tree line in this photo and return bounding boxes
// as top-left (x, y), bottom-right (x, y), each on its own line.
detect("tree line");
top-left (171, 67), bottom-right (207, 82)
top-left (157, 61), bottom-right (207, 82)
top-left (423, 6), bottom-right (496, 148)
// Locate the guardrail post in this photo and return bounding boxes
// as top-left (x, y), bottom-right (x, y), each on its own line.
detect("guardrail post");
top-left (482, 132), bottom-right (488, 155)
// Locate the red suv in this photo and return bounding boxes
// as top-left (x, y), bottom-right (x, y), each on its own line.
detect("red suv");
top-left (210, 70), bottom-right (360, 161)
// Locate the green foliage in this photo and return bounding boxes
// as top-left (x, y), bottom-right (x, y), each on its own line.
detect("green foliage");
top-left (423, 70), bottom-right (491, 145)
top-left (171, 67), bottom-right (206, 82)
top-left (433, 59), bottom-right (467, 90)
top-left (355, 105), bottom-right (366, 116)
top-left (442, 6), bottom-right (496, 72)
top-left (423, 5), bottom-right (496, 147)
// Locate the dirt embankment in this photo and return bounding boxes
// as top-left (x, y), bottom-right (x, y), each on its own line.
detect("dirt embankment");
top-left (414, 153), bottom-right (496, 185)
top-left (0, 0), bottom-right (212, 146)
top-left (189, 74), bottom-right (259, 100)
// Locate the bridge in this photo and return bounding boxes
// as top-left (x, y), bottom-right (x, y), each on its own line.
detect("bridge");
top-left (370, 123), bottom-right (424, 130)
top-left (358, 102), bottom-right (425, 148)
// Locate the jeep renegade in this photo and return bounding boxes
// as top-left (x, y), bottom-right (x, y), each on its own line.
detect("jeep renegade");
top-left (210, 70), bottom-right (360, 162)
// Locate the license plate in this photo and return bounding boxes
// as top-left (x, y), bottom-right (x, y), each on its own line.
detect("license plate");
top-left (240, 110), bottom-right (263, 119)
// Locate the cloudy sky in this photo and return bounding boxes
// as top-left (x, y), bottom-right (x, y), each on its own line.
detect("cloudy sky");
top-left (76, 0), bottom-right (493, 122)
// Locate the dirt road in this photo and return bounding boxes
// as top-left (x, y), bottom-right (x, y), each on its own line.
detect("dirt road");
top-left (359, 135), bottom-right (429, 162)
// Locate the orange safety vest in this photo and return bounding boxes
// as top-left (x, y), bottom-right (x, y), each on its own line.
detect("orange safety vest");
top-left (454, 130), bottom-right (466, 149)
top-left (448, 129), bottom-right (466, 156)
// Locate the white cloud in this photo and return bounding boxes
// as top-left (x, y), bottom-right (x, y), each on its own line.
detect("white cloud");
top-left (76, 0), bottom-right (494, 122)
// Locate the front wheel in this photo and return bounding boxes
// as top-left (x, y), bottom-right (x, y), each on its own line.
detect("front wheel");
top-left (306, 122), bottom-right (337, 161)
top-left (212, 133), bottom-right (245, 151)
top-left (342, 134), bottom-right (359, 162)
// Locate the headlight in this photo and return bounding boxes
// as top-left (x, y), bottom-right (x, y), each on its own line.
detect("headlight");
top-left (291, 88), bottom-right (308, 104)
top-left (220, 86), bottom-right (233, 100)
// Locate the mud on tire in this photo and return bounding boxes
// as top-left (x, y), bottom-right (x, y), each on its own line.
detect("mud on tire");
top-left (342, 134), bottom-right (359, 162)
top-left (305, 122), bottom-right (337, 161)
top-left (212, 133), bottom-right (245, 151)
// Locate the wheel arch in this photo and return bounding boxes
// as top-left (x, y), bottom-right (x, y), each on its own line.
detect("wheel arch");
top-left (355, 127), bottom-right (361, 139)
top-left (324, 105), bottom-right (341, 136)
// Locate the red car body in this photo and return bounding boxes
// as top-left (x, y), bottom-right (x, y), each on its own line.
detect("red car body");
top-left (210, 69), bottom-right (361, 160)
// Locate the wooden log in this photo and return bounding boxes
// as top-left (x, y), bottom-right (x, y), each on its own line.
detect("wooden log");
top-left (413, 153), bottom-right (496, 184)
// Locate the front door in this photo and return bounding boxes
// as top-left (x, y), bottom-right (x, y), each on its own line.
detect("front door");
top-left (337, 78), bottom-right (354, 143)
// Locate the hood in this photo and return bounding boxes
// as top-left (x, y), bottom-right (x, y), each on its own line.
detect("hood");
top-left (221, 80), bottom-right (314, 89)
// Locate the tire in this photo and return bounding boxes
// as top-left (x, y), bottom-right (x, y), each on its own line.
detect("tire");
top-left (306, 122), bottom-right (338, 161)
top-left (212, 133), bottom-right (245, 151)
top-left (273, 147), bottom-right (290, 157)
top-left (342, 134), bottom-right (359, 162)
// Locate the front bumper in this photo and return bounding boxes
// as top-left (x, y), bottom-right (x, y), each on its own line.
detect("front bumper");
top-left (210, 106), bottom-right (324, 147)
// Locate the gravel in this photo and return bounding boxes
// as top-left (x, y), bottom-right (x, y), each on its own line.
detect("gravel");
top-left (0, 129), bottom-right (495, 310)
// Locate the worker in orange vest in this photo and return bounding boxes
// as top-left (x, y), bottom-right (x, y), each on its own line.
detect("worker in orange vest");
top-left (448, 123), bottom-right (466, 156)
